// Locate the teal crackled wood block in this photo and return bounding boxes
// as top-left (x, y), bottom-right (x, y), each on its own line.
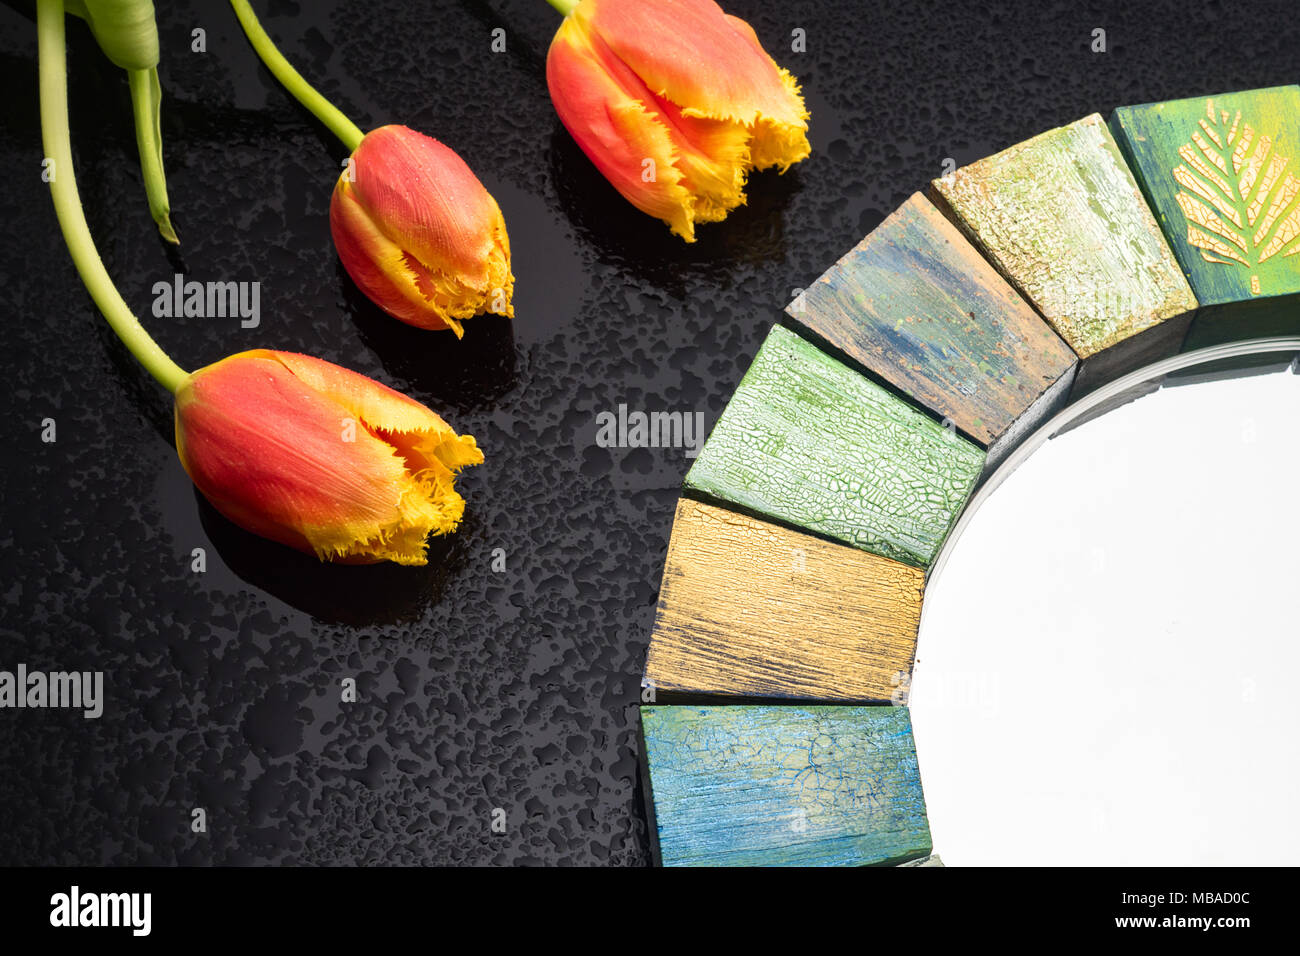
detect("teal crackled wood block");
top-left (640, 705), bottom-right (932, 867)
top-left (931, 113), bottom-right (1199, 395)
top-left (683, 324), bottom-right (985, 570)
top-left (787, 192), bottom-right (1077, 470)
top-left (1111, 86), bottom-right (1300, 359)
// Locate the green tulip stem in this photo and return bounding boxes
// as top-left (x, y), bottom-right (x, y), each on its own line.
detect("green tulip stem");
top-left (128, 66), bottom-right (178, 244)
top-left (38, 0), bottom-right (188, 395)
top-left (229, 0), bottom-right (365, 152)
top-left (546, 0), bottom-right (580, 14)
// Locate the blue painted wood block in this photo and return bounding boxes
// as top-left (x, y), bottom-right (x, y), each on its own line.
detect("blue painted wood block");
top-left (640, 704), bottom-right (932, 866)
top-left (787, 192), bottom-right (1077, 470)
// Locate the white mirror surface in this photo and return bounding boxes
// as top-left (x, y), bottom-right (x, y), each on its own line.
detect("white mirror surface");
top-left (911, 362), bottom-right (1300, 865)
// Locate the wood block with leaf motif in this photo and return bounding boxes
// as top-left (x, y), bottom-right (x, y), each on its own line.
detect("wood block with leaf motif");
top-left (643, 498), bottom-right (924, 703)
top-left (640, 704), bottom-right (932, 866)
top-left (1111, 86), bottom-right (1300, 370)
top-left (787, 192), bottom-right (1077, 470)
top-left (683, 324), bottom-right (986, 570)
top-left (930, 113), bottom-right (1199, 395)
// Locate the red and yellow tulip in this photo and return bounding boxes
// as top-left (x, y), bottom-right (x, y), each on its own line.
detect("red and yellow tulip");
top-left (229, 2), bottom-right (514, 334)
top-left (545, 0), bottom-right (811, 241)
top-left (43, 2), bottom-right (483, 569)
top-left (175, 350), bottom-right (483, 565)
top-left (331, 125), bottom-right (514, 336)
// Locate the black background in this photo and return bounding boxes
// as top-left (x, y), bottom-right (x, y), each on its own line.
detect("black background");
top-left (0, 0), bottom-right (1296, 866)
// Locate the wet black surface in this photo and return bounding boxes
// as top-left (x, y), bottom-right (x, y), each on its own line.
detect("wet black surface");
top-left (0, 0), bottom-right (1295, 865)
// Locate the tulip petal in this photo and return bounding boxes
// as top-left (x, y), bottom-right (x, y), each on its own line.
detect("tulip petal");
top-left (648, 93), bottom-right (752, 225)
top-left (332, 179), bottom-right (465, 335)
top-left (547, 0), bottom-right (810, 240)
top-left (578, 0), bottom-right (810, 166)
top-left (548, 16), bottom-right (696, 239)
top-left (175, 350), bottom-right (482, 566)
top-left (331, 125), bottom-right (514, 332)
top-left (353, 126), bottom-right (500, 283)
top-left (721, 14), bottom-right (811, 171)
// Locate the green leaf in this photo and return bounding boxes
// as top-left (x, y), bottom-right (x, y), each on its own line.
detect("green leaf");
top-left (129, 66), bottom-right (177, 243)
top-left (79, 0), bottom-right (159, 71)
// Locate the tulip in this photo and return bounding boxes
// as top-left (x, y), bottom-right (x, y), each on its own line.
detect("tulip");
top-left (545, 0), bottom-right (811, 242)
top-left (41, 0), bottom-right (482, 567)
top-left (230, 1), bottom-right (513, 333)
top-left (331, 125), bottom-right (514, 336)
top-left (175, 350), bottom-right (483, 565)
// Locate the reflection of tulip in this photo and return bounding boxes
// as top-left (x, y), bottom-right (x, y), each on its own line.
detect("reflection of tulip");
top-left (175, 350), bottom-right (483, 565)
top-left (330, 125), bottom-right (514, 336)
top-left (545, 0), bottom-right (810, 242)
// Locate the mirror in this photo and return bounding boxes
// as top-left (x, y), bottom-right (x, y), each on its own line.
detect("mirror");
top-left (911, 357), bottom-right (1299, 865)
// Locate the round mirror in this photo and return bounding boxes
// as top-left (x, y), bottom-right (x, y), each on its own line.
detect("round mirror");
top-left (912, 356), bottom-right (1300, 865)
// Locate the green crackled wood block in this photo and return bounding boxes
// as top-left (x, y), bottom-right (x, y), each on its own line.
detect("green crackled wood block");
top-left (683, 324), bottom-right (985, 570)
top-left (1111, 86), bottom-right (1300, 364)
top-left (643, 498), bottom-right (925, 703)
top-left (640, 705), bottom-right (932, 866)
top-left (788, 192), bottom-right (1077, 470)
top-left (931, 113), bottom-right (1199, 394)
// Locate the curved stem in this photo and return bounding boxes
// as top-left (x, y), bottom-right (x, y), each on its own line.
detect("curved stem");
top-left (229, 0), bottom-right (364, 151)
top-left (546, 0), bottom-right (580, 14)
top-left (128, 66), bottom-right (178, 244)
top-left (38, 0), bottom-right (188, 394)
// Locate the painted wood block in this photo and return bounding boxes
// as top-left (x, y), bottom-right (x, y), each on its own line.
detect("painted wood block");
top-left (683, 324), bottom-right (985, 570)
top-left (643, 498), bottom-right (924, 703)
top-left (899, 853), bottom-right (945, 867)
top-left (640, 704), bottom-right (932, 866)
top-left (1111, 86), bottom-right (1300, 377)
top-left (930, 113), bottom-right (1198, 395)
top-left (787, 192), bottom-right (1077, 470)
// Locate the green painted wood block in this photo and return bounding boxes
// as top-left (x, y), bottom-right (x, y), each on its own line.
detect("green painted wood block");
top-left (640, 705), bottom-right (932, 867)
top-left (683, 324), bottom-right (985, 570)
top-left (787, 192), bottom-right (1077, 470)
top-left (1111, 86), bottom-right (1300, 373)
top-left (931, 113), bottom-right (1199, 395)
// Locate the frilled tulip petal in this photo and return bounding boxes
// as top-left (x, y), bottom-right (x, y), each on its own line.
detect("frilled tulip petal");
top-left (547, 16), bottom-right (695, 238)
top-left (577, 0), bottom-right (809, 159)
top-left (721, 14), bottom-right (811, 171)
top-left (174, 350), bottom-right (482, 565)
top-left (351, 126), bottom-right (506, 287)
top-left (273, 350), bottom-right (484, 491)
top-left (330, 125), bottom-right (513, 332)
top-left (546, 0), bottom-right (810, 240)
top-left (331, 182), bottom-right (466, 336)
top-left (648, 93), bottom-right (752, 225)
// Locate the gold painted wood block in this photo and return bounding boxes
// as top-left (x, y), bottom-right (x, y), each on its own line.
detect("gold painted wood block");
top-left (643, 498), bottom-right (924, 703)
top-left (931, 114), bottom-right (1199, 395)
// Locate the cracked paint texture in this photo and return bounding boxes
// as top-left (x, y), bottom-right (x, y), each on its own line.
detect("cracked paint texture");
top-left (641, 705), bottom-right (931, 866)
